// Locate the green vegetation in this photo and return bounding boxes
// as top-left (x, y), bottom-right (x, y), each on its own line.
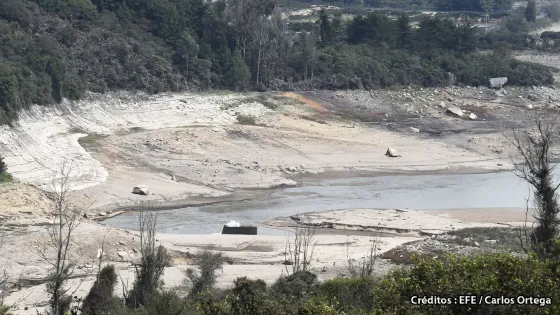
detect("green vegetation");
top-left (525, 0), bottom-right (537, 22)
top-left (75, 252), bottom-right (560, 315)
top-left (236, 115), bottom-right (257, 125)
top-left (0, 0), bottom-right (553, 125)
top-left (443, 227), bottom-right (525, 252)
top-left (77, 133), bottom-right (107, 147)
top-left (0, 155), bottom-right (12, 183)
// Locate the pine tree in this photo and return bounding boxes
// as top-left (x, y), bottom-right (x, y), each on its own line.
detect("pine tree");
top-left (318, 9), bottom-right (332, 46)
top-left (395, 13), bottom-right (412, 49)
top-left (525, 0), bottom-right (537, 22)
top-left (227, 50), bottom-right (251, 91)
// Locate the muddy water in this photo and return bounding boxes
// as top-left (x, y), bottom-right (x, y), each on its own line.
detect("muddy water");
top-left (104, 170), bottom-right (535, 235)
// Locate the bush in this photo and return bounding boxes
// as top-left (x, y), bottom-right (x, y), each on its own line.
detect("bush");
top-left (320, 277), bottom-right (377, 313)
top-left (82, 265), bottom-right (118, 315)
top-left (229, 277), bottom-right (269, 315)
top-left (371, 253), bottom-right (560, 314)
top-left (236, 114), bottom-right (256, 125)
top-left (270, 271), bottom-right (320, 302)
top-left (184, 249), bottom-right (227, 297)
top-left (0, 155), bottom-right (11, 183)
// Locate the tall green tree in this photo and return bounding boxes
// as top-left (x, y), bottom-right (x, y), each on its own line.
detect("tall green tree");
top-left (318, 9), bottom-right (332, 46)
top-left (226, 50), bottom-right (251, 91)
top-left (395, 13), bottom-right (412, 49)
top-left (525, 0), bottom-right (537, 22)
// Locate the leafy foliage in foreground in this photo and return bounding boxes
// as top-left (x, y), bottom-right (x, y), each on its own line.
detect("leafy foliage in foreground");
top-left (77, 251), bottom-right (560, 315)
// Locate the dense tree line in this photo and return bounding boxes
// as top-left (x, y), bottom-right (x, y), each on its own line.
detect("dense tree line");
top-left (0, 0), bottom-right (553, 124)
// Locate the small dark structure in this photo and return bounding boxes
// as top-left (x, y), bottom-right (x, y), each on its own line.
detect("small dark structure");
top-left (222, 225), bottom-right (257, 235)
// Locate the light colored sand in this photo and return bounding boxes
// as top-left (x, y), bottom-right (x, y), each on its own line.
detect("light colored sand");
top-left (292, 208), bottom-right (514, 235)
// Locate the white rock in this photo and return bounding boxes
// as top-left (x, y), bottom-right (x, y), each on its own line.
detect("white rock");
top-left (410, 127), bottom-right (420, 133)
top-left (132, 185), bottom-right (150, 195)
top-left (468, 113), bottom-right (477, 120)
top-left (446, 106), bottom-right (464, 117)
top-left (526, 104), bottom-right (534, 109)
top-left (385, 148), bottom-right (401, 157)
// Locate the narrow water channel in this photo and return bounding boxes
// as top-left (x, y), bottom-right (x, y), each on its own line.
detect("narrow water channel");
top-left (104, 170), bottom-right (533, 235)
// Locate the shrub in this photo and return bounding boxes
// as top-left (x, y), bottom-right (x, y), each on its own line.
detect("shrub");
top-left (320, 277), bottom-right (377, 313)
top-left (184, 249), bottom-right (227, 297)
top-left (270, 271), bottom-right (320, 302)
top-left (229, 277), bottom-right (269, 315)
top-left (236, 114), bottom-right (256, 125)
top-left (0, 155), bottom-right (12, 183)
top-left (371, 253), bottom-right (560, 314)
top-left (82, 265), bottom-right (118, 315)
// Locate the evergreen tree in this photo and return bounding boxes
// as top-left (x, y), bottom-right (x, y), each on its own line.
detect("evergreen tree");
top-left (227, 50), bottom-right (251, 91)
top-left (395, 13), bottom-right (412, 49)
top-left (525, 0), bottom-right (537, 22)
top-left (318, 9), bottom-right (332, 46)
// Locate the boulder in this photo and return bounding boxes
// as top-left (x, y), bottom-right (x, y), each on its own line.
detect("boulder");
top-left (133, 185), bottom-right (149, 195)
top-left (489, 77), bottom-right (507, 89)
top-left (385, 148), bottom-right (401, 157)
top-left (410, 127), bottom-right (420, 133)
top-left (446, 106), bottom-right (464, 117)
top-left (526, 104), bottom-right (534, 109)
top-left (468, 113), bottom-right (477, 120)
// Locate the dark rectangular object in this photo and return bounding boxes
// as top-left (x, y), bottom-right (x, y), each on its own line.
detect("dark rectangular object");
top-left (222, 225), bottom-right (257, 235)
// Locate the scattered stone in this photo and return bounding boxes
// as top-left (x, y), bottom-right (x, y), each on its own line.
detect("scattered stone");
top-left (468, 113), bottom-right (477, 120)
top-left (446, 106), bottom-right (464, 118)
top-left (321, 266), bottom-right (327, 273)
top-left (83, 213), bottom-right (88, 219)
top-left (99, 212), bottom-right (106, 217)
top-left (474, 241), bottom-right (480, 247)
top-left (526, 104), bottom-right (534, 109)
top-left (410, 127), bottom-right (420, 133)
top-left (132, 185), bottom-right (150, 195)
top-left (484, 240), bottom-right (498, 244)
top-left (118, 241), bottom-right (127, 246)
top-left (439, 101), bottom-right (446, 108)
top-left (117, 250), bottom-right (128, 260)
top-left (527, 94), bottom-right (539, 101)
top-left (385, 148), bottom-right (401, 158)
top-left (489, 77), bottom-right (508, 89)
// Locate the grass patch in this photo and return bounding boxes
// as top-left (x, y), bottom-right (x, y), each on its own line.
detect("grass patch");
top-left (78, 133), bottom-right (107, 147)
top-left (442, 227), bottom-right (525, 253)
top-left (381, 243), bottom-right (447, 265)
top-left (236, 114), bottom-right (257, 125)
top-left (129, 126), bottom-right (146, 133)
top-left (0, 171), bottom-right (13, 183)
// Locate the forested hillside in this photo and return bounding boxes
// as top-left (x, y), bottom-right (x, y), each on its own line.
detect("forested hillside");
top-left (0, 0), bottom-right (553, 124)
